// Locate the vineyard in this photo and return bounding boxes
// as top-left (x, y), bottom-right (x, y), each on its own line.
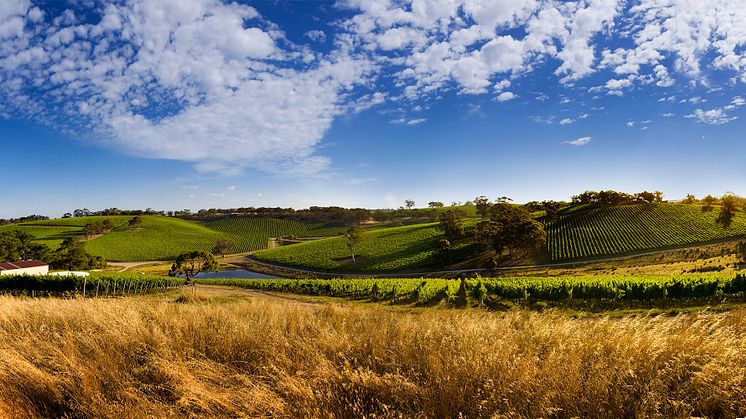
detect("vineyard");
top-left (252, 221), bottom-right (478, 272)
top-left (0, 272), bottom-right (183, 296)
top-left (548, 204), bottom-right (746, 261)
top-left (197, 273), bottom-right (746, 309)
top-left (0, 215), bottom-right (348, 261)
top-left (203, 217), bottom-right (347, 251)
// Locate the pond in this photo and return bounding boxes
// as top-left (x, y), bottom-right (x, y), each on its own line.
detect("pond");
top-left (191, 269), bottom-right (279, 279)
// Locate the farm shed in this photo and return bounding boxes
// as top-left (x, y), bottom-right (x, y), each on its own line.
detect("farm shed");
top-left (0, 260), bottom-right (49, 275)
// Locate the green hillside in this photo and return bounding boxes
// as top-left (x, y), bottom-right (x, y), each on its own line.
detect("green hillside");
top-left (84, 217), bottom-right (225, 261)
top-left (1, 216), bottom-right (348, 261)
top-left (253, 220), bottom-right (479, 272)
top-left (202, 217), bottom-right (348, 251)
top-left (548, 204), bottom-right (746, 261)
top-left (0, 216), bottom-right (133, 248)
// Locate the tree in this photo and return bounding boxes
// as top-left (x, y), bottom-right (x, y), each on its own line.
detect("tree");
top-left (0, 230), bottom-right (50, 262)
top-left (716, 193), bottom-right (740, 228)
top-left (474, 196), bottom-right (491, 219)
top-left (475, 201), bottom-right (546, 259)
top-left (541, 201), bottom-right (562, 224)
top-left (404, 199), bottom-right (416, 209)
top-left (683, 194), bottom-right (696, 204)
top-left (345, 225), bottom-right (365, 262)
top-left (428, 201), bottom-right (444, 208)
top-left (50, 237), bottom-right (106, 270)
top-left (437, 210), bottom-right (465, 241)
top-left (169, 251), bottom-right (219, 282)
top-left (702, 195), bottom-right (717, 212)
top-left (635, 191), bottom-right (656, 203)
top-left (737, 241), bottom-right (746, 264)
top-left (212, 238), bottom-right (236, 258)
top-left (433, 239), bottom-right (452, 266)
top-left (654, 191), bottom-right (664, 203)
top-left (129, 216), bottom-right (143, 228)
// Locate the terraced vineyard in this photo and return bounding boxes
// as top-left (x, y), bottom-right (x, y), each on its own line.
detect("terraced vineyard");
top-left (548, 204), bottom-right (746, 261)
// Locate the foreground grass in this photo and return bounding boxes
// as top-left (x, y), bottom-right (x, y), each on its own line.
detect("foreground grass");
top-left (1, 295), bottom-right (745, 417)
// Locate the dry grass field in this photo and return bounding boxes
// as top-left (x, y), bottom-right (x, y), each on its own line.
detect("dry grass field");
top-left (1, 291), bottom-right (745, 418)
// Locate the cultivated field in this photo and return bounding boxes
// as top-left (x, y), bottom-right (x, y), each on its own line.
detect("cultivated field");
top-left (548, 204), bottom-right (746, 260)
top-left (1, 216), bottom-right (346, 261)
top-left (198, 273), bottom-right (746, 311)
top-left (252, 222), bottom-right (474, 272)
top-left (0, 292), bottom-right (744, 418)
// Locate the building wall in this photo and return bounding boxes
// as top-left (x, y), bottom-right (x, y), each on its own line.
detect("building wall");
top-left (0, 265), bottom-right (49, 276)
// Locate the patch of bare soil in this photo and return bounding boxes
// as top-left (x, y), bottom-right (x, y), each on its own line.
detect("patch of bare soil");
top-left (333, 255), bottom-right (369, 265)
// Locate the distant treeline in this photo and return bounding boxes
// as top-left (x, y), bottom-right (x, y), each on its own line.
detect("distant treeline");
top-left (0, 214), bottom-right (49, 225)
top-left (183, 206), bottom-right (372, 225)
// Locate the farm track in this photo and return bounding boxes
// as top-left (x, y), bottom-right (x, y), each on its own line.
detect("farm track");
top-left (193, 284), bottom-right (324, 307)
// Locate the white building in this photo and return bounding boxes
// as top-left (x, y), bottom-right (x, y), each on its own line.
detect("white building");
top-left (0, 260), bottom-right (49, 275)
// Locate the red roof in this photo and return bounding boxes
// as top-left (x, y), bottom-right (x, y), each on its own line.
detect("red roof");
top-left (0, 260), bottom-right (48, 271)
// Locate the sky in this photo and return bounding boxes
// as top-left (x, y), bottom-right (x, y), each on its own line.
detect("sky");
top-left (1, 0), bottom-right (745, 218)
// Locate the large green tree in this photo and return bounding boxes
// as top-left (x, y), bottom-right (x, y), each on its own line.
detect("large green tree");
top-left (212, 238), bottom-right (236, 258)
top-left (716, 193), bottom-right (740, 228)
top-left (0, 230), bottom-right (50, 262)
top-left (475, 201), bottom-right (546, 258)
top-left (474, 196), bottom-right (491, 219)
top-left (50, 237), bottom-right (106, 270)
top-left (437, 209), bottom-right (465, 242)
top-left (169, 251), bottom-right (219, 282)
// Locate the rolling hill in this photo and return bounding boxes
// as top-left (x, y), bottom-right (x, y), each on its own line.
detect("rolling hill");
top-left (1, 216), bottom-right (347, 261)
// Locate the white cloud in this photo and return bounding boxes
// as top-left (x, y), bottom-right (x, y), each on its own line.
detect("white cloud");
top-left (305, 30), bottom-right (326, 42)
top-left (686, 108), bottom-right (738, 125)
top-left (685, 95), bottom-right (744, 124)
top-left (662, 113), bottom-right (674, 117)
top-left (626, 121), bottom-right (635, 127)
top-left (496, 91), bottom-right (516, 102)
top-left (227, 185), bottom-right (236, 191)
top-left (577, 113), bottom-right (589, 119)
top-left (564, 136), bottom-right (592, 146)
top-left (559, 118), bottom-right (574, 125)
top-left (407, 118), bottom-right (426, 125)
top-left (0, 0), bottom-right (372, 176)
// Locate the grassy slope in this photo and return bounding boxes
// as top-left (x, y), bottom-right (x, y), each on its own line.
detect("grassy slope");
top-left (2, 215), bottom-right (349, 261)
top-left (85, 217), bottom-right (224, 261)
top-left (203, 218), bottom-right (347, 252)
top-left (253, 220), bottom-right (479, 272)
top-left (0, 216), bottom-right (133, 249)
top-left (548, 203), bottom-right (746, 261)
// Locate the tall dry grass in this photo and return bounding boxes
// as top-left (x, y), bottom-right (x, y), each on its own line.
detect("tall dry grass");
top-left (0, 294), bottom-right (745, 418)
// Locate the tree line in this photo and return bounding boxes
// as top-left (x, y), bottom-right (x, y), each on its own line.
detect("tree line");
top-left (0, 230), bottom-right (105, 270)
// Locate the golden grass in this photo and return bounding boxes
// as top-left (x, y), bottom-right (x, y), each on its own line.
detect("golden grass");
top-left (0, 294), bottom-right (745, 418)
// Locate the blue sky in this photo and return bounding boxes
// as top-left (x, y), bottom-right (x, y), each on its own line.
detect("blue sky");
top-left (1, 0), bottom-right (745, 218)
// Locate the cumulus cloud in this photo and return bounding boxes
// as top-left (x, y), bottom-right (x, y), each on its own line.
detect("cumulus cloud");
top-left (304, 29), bottom-right (326, 42)
top-left (564, 136), bottom-right (592, 146)
top-left (559, 118), bottom-right (574, 125)
top-left (496, 91), bottom-right (516, 102)
top-left (0, 0), bottom-right (370, 176)
top-left (686, 96), bottom-right (744, 125)
top-left (4, 0), bottom-right (746, 177)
